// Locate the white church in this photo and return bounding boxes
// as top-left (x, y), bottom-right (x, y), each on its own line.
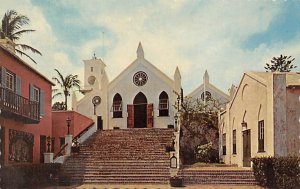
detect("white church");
top-left (73, 43), bottom-right (229, 130)
top-left (74, 43), bottom-right (182, 130)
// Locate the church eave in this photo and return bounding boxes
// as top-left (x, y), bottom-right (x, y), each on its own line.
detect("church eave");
top-left (108, 57), bottom-right (175, 91)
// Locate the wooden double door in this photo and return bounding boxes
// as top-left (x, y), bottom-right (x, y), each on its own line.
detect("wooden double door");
top-left (243, 129), bottom-right (251, 167)
top-left (127, 92), bottom-right (153, 128)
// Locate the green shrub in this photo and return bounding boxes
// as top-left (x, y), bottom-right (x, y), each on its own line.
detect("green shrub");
top-left (2, 163), bottom-right (61, 188)
top-left (252, 156), bottom-right (300, 189)
top-left (196, 142), bottom-right (219, 163)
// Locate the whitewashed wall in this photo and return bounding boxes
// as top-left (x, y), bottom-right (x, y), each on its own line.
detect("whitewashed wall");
top-left (108, 60), bottom-right (177, 129)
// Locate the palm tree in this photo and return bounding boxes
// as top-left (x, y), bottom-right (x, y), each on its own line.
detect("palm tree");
top-left (52, 69), bottom-right (81, 110)
top-left (0, 10), bottom-right (42, 63)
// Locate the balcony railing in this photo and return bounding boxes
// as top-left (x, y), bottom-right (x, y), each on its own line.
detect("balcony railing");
top-left (0, 86), bottom-right (40, 124)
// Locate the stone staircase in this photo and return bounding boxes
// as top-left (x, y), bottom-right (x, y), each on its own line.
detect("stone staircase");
top-left (178, 168), bottom-right (258, 185)
top-left (61, 128), bottom-right (175, 184)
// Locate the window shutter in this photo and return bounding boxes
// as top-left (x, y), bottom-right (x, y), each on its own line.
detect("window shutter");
top-left (29, 84), bottom-right (34, 101)
top-left (127, 105), bottom-right (134, 128)
top-left (147, 103), bottom-right (153, 128)
top-left (40, 90), bottom-right (45, 116)
top-left (16, 75), bottom-right (21, 95)
top-left (1, 67), bottom-right (6, 88)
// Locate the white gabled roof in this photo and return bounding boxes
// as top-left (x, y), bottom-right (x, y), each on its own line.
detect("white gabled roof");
top-left (187, 70), bottom-right (229, 100)
top-left (108, 43), bottom-right (175, 90)
top-left (228, 72), bottom-right (269, 109)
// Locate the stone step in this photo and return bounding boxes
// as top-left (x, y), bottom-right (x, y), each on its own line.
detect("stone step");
top-left (73, 179), bottom-right (169, 184)
top-left (69, 176), bottom-right (170, 180)
top-left (183, 181), bottom-right (258, 185)
top-left (66, 159), bottom-right (170, 165)
top-left (179, 172), bottom-right (255, 175)
top-left (61, 128), bottom-right (174, 184)
top-left (181, 176), bottom-right (256, 180)
top-left (67, 173), bottom-right (170, 177)
top-left (63, 170), bottom-right (170, 174)
top-left (77, 151), bottom-right (167, 154)
top-left (179, 169), bottom-right (258, 185)
top-left (63, 165), bottom-right (170, 169)
top-left (63, 165), bottom-right (169, 169)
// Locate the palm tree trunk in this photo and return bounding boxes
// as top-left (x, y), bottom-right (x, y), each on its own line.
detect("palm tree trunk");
top-left (64, 90), bottom-right (68, 110)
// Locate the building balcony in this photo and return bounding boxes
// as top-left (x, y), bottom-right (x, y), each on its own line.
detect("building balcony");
top-left (0, 86), bottom-right (40, 124)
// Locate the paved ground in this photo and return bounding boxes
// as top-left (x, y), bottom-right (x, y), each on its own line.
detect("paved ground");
top-left (42, 184), bottom-right (264, 189)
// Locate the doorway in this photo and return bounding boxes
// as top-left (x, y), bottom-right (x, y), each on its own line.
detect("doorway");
top-left (133, 92), bottom-right (147, 128)
top-left (243, 129), bottom-right (251, 167)
top-left (97, 116), bottom-right (103, 130)
top-left (40, 135), bottom-right (46, 163)
top-left (1, 127), bottom-right (5, 164)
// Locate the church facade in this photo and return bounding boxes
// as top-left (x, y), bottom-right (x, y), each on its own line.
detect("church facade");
top-left (187, 70), bottom-right (230, 108)
top-left (75, 43), bottom-right (181, 130)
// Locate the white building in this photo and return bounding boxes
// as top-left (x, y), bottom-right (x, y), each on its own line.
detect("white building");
top-left (219, 72), bottom-right (300, 167)
top-left (74, 43), bottom-right (181, 130)
top-left (187, 70), bottom-right (230, 108)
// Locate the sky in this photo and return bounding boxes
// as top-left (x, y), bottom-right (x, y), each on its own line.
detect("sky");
top-left (1, 0), bottom-right (300, 96)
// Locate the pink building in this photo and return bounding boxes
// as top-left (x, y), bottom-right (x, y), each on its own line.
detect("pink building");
top-left (52, 111), bottom-right (94, 155)
top-left (0, 39), bottom-right (53, 164)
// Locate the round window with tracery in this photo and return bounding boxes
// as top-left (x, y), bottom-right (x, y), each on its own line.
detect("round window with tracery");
top-left (201, 91), bottom-right (212, 101)
top-left (133, 71), bottom-right (148, 86)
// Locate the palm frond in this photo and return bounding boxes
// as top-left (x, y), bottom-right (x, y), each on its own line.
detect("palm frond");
top-left (52, 88), bottom-right (60, 93)
top-left (52, 92), bottom-right (62, 99)
top-left (12, 29), bottom-right (35, 38)
top-left (16, 44), bottom-right (42, 56)
top-left (1, 10), bottom-right (41, 64)
top-left (54, 69), bottom-right (66, 87)
top-left (52, 77), bottom-right (63, 87)
top-left (15, 48), bottom-right (37, 64)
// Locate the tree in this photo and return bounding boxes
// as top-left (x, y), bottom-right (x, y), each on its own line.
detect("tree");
top-left (52, 69), bottom-right (81, 110)
top-left (264, 55), bottom-right (296, 72)
top-left (0, 10), bottom-right (42, 63)
top-left (179, 97), bottom-right (221, 164)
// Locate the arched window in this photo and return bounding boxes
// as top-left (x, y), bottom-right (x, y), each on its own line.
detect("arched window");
top-left (112, 93), bottom-right (122, 118)
top-left (159, 91), bottom-right (169, 116)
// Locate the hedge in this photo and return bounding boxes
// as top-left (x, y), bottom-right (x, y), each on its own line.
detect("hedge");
top-left (252, 156), bottom-right (300, 189)
top-left (1, 163), bottom-right (61, 189)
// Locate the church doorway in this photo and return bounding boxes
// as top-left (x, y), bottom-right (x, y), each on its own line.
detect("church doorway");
top-left (243, 129), bottom-right (251, 167)
top-left (133, 92), bottom-right (147, 128)
top-left (127, 92), bottom-right (153, 128)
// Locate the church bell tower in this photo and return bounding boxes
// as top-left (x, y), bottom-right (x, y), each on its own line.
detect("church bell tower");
top-left (82, 54), bottom-right (107, 93)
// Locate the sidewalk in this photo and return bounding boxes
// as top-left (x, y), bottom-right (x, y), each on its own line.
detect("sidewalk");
top-left (42, 184), bottom-right (264, 189)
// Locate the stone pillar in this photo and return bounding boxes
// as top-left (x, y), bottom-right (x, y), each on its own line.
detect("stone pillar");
top-left (65, 134), bottom-right (73, 156)
top-left (44, 152), bottom-right (53, 163)
top-left (174, 131), bottom-right (180, 168)
top-left (175, 112), bottom-right (181, 168)
top-left (273, 74), bottom-right (287, 157)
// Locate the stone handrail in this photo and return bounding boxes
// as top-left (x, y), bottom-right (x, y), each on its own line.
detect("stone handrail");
top-left (53, 143), bottom-right (68, 160)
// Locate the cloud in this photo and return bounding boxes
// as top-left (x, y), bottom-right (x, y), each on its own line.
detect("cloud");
top-left (2, 0), bottom-right (300, 98)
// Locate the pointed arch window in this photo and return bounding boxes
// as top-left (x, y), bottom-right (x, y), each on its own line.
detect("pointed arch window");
top-left (112, 93), bottom-right (122, 118)
top-left (159, 91), bottom-right (169, 116)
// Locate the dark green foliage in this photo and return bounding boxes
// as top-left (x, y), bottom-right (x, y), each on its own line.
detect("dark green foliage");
top-left (2, 163), bottom-right (61, 188)
top-left (58, 173), bottom-right (71, 186)
top-left (264, 55), bottom-right (296, 72)
top-left (180, 97), bottom-right (220, 165)
top-left (52, 69), bottom-right (81, 110)
top-left (196, 142), bottom-right (219, 163)
top-left (252, 156), bottom-right (300, 189)
top-left (169, 177), bottom-right (183, 187)
top-left (252, 157), bottom-right (275, 187)
top-left (0, 10), bottom-right (42, 63)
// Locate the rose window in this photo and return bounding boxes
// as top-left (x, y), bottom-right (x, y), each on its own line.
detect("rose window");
top-left (133, 71), bottom-right (148, 86)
